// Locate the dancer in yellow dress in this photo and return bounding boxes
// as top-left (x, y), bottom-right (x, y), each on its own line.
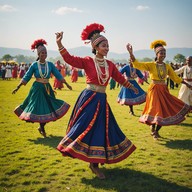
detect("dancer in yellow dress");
top-left (126, 40), bottom-right (192, 139)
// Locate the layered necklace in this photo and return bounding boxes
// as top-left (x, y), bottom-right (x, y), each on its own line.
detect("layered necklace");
top-left (94, 57), bottom-right (109, 85)
top-left (156, 62), bottom-right (167, 79)
top-left (130, 67), bottom-right (137, 78)
top-left (38, 61), bottom-right (49, 79)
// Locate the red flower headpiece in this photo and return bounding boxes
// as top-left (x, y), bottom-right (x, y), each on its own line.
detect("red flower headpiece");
top-left (81, 23), bottom-right (105, 41)
top-left (31, 39), bottom-right (47, 51)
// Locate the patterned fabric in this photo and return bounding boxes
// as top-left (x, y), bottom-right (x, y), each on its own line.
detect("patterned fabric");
top-left (14, 81), bottom-right (70, 123)
top-left (133, 60), bottom-right (182, 83)
top-left (139, 83), bottom-right (190, 126)
top-left (57, 89), bottom-right (136, 163)
top-left (117, 65), bottom-right (146, 105)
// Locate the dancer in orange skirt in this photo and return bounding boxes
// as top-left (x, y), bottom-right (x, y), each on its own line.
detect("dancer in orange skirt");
top-left (127, 40), bottom-right (192, 139)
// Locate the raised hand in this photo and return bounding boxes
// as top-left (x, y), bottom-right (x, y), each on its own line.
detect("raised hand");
top-left (12, 87), bottom-right (19, 94)
top-left (126, 43), bottom-right (133, 54)
top-left (55, 32), bottom-right (64, 45)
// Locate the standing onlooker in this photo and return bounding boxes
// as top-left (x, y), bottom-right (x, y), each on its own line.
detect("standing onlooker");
top-left (12, 63), bottom-right (18, 79)
top-left (5, 63), bottom-right (12, 80)
top-left (18, 63), bottom-right (26, 78)
top-left (53, 60), bottom-right (64, 90)
top-left (71, 67), bottom-right (78, 83)
top-left (175, 56), bottom-right (192, 116)
top-left (1, 63), bottom-right (6, 80)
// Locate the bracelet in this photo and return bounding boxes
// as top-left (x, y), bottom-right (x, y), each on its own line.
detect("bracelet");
top-left (59, 46), bottom-right (65, 51)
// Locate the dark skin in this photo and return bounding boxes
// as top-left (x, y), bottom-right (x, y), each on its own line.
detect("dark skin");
top-left (12, 49), bottom-right (72, 138)
top-left (127, 43), bottom-right (192, 90)
top-left (126, 43), bottom-right (192, 139)
top-left (12, 50), bottom-right (72, 94)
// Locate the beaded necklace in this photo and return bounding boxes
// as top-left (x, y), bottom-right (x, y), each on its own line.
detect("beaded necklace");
top-left (130, 67), bottom-right (137, 78)
top-left (156, 62), bottom-right (167, 79)
top-left (94, 57), bottom-right (109, 85)
top-left (38, 61), bottom-right (49, 79)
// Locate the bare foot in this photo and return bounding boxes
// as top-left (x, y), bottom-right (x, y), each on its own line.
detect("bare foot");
top-left (89, 164), bottom-right (105, 179)
top-left (38, 127), bottom-right (47, 138)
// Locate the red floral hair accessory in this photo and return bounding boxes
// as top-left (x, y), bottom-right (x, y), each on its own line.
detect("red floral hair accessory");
top-left (81, 23), bottom-right (107, 48)
top-left (81, 23), bottom-right (105, 41)
top-left (31, 39), bottom-right (47, 51)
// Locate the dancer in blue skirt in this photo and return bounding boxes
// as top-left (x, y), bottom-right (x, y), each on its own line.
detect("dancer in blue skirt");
top-left (12, 39), bottom-right (72, 137)
top-left (117, 60), bottom-right (147, 115)
top-left (55, 23), bottom-right (138, 179)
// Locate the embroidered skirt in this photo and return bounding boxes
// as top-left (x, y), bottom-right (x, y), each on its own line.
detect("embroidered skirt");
top-left (57, 89), bottom-right (136, 164)
top-left (14, 81), bottom-right (70, 123)
top-left (117, 80), bottom-right (146, 105)
top-left (139, 83), bottom-right (190, 126)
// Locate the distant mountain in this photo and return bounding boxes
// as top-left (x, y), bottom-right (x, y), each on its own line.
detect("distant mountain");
top-left (0, 46), bottom-right (191, 61)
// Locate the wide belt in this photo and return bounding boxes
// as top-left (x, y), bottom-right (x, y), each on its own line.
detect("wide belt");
top-left (36, 78), bottom-right (49, 84)
top-left (152, 80), bottom-right (166, 84)
top-left (87, 84), bottom-right (106, 93)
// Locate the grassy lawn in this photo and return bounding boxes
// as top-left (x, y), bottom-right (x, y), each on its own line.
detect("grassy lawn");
top-left (0, 76), bottom-right (191, 192)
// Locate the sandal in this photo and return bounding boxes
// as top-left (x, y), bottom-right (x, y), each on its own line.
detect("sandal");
top-left (89, 164), bottom-right (106, 179)
top-left (38, 127), bottom-right (47, 138)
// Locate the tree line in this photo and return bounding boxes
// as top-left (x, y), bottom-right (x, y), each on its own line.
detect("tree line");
top-left (1, 53), bottom-right (187, 64)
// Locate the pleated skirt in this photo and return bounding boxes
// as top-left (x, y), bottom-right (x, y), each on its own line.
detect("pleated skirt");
top-left (14, 81), bottom-right (70, 123)
top-left (139, 83), bottom-right (190, 126)
top-left (57, 89), bottom-right (136, 164)
top-left (117, 80), bottom-right (146, 105)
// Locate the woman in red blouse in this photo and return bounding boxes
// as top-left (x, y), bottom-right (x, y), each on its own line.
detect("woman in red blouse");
top-left (55, 23), bottom-right (138, 179)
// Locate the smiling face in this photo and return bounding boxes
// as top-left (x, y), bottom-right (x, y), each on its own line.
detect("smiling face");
top-left (95, 40), bottom-right (109, 58)
top-left (38, 50), bottom-right (47, 62)
top-left (156, 49), bottom-right (166, 62)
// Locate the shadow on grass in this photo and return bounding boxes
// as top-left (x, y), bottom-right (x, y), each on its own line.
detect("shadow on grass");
top-left (162, 139), bottom-right (192, 150)
top-left (82, 168), bottom-right (191, 192)
top-left (178, 122), bottom-right (192, 128)
top-left (28, 135), bottom-right (63, 148)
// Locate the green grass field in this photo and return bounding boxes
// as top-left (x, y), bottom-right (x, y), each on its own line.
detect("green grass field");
top-left (0, 76), bottom-right (191, 192)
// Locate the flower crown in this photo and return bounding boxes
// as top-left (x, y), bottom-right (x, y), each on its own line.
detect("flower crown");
top-left (31, 39), bottom-right (47, 51)
top-left (150, 40), bottom-right (167, 49)
top-left (81, 23), bottom-right (105, 42)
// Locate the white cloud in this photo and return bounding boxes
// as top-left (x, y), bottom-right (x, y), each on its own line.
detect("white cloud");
top-left (52, 6), bottom-right (83, 15)
top-left (136, 5), bottom-right (150, 11)
top-left (0, 4), bottom-right (17, 12)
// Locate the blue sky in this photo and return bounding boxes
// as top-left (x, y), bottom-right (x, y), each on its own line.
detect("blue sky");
top-left (0, 0), bottom-right (192, 53)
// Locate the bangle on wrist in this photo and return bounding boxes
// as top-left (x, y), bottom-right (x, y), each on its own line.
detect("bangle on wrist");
top-left (59, 46), bottom-right (65, 51)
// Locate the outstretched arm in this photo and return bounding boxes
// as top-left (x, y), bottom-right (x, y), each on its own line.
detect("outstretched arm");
top-left (61, 79), bottom-right (72, 90)
top-left (126, 43), bottom-right (136, 62)
top-left (181, 80), bottom-right (192, 90)
top-left (12, 82), bottom-right (23, 94)
top-left (55, 32), bottom-right (65, 50)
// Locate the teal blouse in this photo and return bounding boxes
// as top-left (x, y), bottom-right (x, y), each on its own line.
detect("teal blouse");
top-left (22, 61), bottom-right (63, 84)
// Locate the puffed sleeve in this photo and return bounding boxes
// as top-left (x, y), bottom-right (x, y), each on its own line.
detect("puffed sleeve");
top-left (133, 60), bottom-right (151, 71)
top-left (167, 65), bottom-right (182, 84)
top-left (60, 48), bottom-right (86, 69)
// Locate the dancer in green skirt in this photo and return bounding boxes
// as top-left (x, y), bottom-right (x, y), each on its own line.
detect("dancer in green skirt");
top-left (12, 39), bottom-right (72, 137)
